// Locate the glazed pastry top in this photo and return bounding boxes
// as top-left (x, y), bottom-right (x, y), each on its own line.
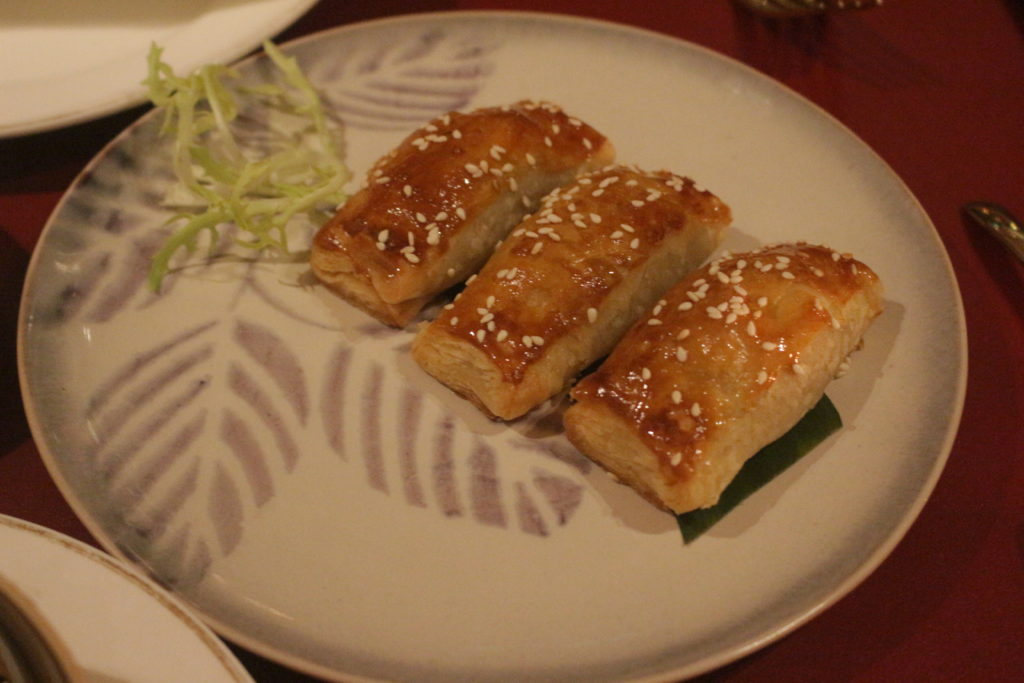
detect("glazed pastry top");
top-left (429, 165), bottom-right (731, 382)
top-left (312, 100), bottom-right (611, 300)
top-left (570, 243), bottom-right (882, 481)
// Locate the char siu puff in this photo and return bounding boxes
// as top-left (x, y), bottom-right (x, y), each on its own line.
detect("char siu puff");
top-left (411, 165), bottom-right (731, 420)
top-left (564, 243), bottom-right (883, 514)
top-left (310, 101), bottom-right (614, 327)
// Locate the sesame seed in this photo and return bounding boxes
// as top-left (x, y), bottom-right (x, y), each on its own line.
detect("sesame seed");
top-left (781, 271), bottom-right (796, 280)
top-left (450, 316), bottom-right (459, 326)
top-left (497, 329), bottom-right (508, 342)
top-left (747, 321), bottom-right (757, 336)
top-left (522, 335), bottom-right (534, 348)
top-left (375, 176), bottom-right (390, 184)
top-left (544, 136), bottom-right (553, 147)
top-left (587, 307), bottom-right (598, 323)
top-left (630, 238), bottom-right (640, 250)
top-left (589, 213), bottom-right (602, 223)
top-left (672, 390), bottom-right (683, 404)
top-left (487, 321), bottom-right (496, 332)
top-left (583, 138), bottom-right (593, 149)
top-left (466, 274), bottom-right (477, 284)
top-left (707, 307), bottom-right (723, 319)
top-left (375, 241), bottom-right (385, 251)
top-left (676, 347), bottom-right (688, 362)
top-left (793, 363), bottom-right (807, 375)
top-left (648, 318), bottom-right (662, 326)
top-left (443, 303), bottom-right (454, 310)
top-left (620, 223), bottom-right (635, 233)
top-left (485, 295), bottom-right (496, 308)
top-left (677, 329), bottom-right (690, 339)
top-left (476, 329), bottom-right (487, 343)
top-left (762, 341), bottom-right (777, 350)
top-left (404, 252), bottom-right (420, 264)
top-left (435, 211), bottom-right (448, 221)
top-left (476, 307), bottom-right (489, 316)
top-left (496, 269), bottom-right (508, 279)
top-left (812, 267), bottom-right (824, 277)
top-left (678, 301), bottom-right (693, 311)
top-left (403, 184), bottom-right (412, 197)
top-left (610, 230), bottom-right (624, 239)
top-left (526, 153), bottom-right (537, 166)
top-left (378, 229), bottom-right (389, 242)
top-left (670, 452), bottom-right (683, 466)
top-left (532, 336), bottom-right (545, 346)
top-left (758, 296), bottom-right (769, 307)
top-left (447, 267), bottom-right (456, 277)
top-left (653, 304), bottom-right (664, 315)
top-left (757, 370), bottom-right (768, 384)
top-left (630, 200), bottom-right (645, 207)
top-left (641, 367), bottom-right (652, 380)
top-left (832, 251), bottom-right (841, 261)
top-left (407, 231), bottom-right (415, 246)
top-left (716, 271), bottom-right (731, 284)
top-left (480, 313), bottom-right (494, 324)
top-left (725, 312), bottom-right (738, 324)
top-left (456, 207), bottom-right (467, 220)
top-left (452, 129), bottom-right (462, 139)
top-left (691, 402), bottom-right (701, 417)
top-left (531, 242), bottom-right (544, 255)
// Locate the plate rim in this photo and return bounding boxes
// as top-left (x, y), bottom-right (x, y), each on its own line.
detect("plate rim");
top-left (0, 0), bottom-right (318, 138)
top-left (0, 514), bottom-right (254, 683)
top-left (16, 9), bottom-right (968, 681)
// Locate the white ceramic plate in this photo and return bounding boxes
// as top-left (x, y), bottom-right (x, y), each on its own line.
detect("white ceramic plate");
top-left (0, 0), bottom-right (317, 137)
top-left (0, 514), bottom-right (252, 682)
top-left (18, 12), bottom-right (966, 682)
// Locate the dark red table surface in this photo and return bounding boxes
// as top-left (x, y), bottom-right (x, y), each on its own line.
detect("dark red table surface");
top-left (2, 1), bottom-right (1022, 681)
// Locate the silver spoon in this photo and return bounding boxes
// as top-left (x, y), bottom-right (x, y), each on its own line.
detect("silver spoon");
top-left (963, 201), bottom-right (1024, 264)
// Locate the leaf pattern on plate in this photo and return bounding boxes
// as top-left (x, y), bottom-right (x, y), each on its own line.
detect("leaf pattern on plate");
top-left (85, 317), bottom-right (312, 586)
top-left (27, 28), bottom-right (588, 592)
top-left (302, 27), bottom-right (500, 130)
top-left (319, 343), bottom-right (588, 539)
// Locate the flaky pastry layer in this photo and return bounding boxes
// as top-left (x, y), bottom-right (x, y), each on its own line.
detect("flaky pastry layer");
top-left (311, 101), bottom-right (614, 326)
top-left (412, 165), bottom-right (731, 419)
top-left (564, 243), bottom-right (883, 513)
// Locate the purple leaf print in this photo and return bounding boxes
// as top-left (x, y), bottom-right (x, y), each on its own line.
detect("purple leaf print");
top-left (304, 28), bottom-right (500, 130)
top-left (318, 343), bottom-right (588, 538)
top-left (84, 317), bottom-right (310, 586)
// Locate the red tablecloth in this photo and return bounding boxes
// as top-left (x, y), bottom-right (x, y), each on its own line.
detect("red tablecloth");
top-left (2, 1), bottom-right (1022, 680)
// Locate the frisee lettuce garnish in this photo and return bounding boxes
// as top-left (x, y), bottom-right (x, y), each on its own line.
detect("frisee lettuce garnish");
top-left (676, 394), bottom-right (842, 543)
top-left (143, 41), bottom-right (350, 291)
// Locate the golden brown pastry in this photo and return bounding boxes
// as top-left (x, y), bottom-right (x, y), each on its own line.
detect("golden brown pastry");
top-left (411, 165), bottom-right (731, 420)
top-left (310, 101), bottom-right (614, 326)
top-left (563, 243), bottom-right (883, 514)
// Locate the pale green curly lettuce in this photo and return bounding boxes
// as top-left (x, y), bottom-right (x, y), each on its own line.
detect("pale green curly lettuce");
top-left (143, 41), bottom-right (350, 291)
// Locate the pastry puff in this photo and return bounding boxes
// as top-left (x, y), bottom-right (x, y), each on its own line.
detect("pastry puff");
top-left (411, 165), bottom-right (731, 420)
top-left (564, 243), bottom-right (883, 514)
top-left (310, 101), bottom-right (614, 326)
